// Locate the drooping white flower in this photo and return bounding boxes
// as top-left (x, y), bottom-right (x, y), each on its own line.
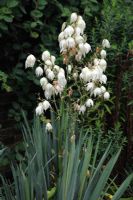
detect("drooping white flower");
top-left (58, 71), bottom-right (67, 87)
top-left (70, 12), bottom-right (78, 23)
top-left (91, 68), bottom-right (102, 81)
top-left (42, 51), bottom-right (50, 62)
top-left (84, 43), bottom-right (91, 54)
top-left (75, 35), bottom-right (84, 44)
top-left (51, 56), bottom-right (56, 65)
top-left (79, 105), bottom-right (86, 114)
top-left (86, 82), bottom-right (95, 92)
top-left (64, 25), bottom-right (74, 37)
top-left (46, 122), bottom-right (52, 132)
top-left (45, 60), bottom-right (52, 67)
top-left (54, 83), bottom-right (64, 95)
top-left (42, 100), bottom-right (51, 111)
top-left (45, 68), bottom-right (51, 76)
top-left (40, 77), bottom-right (48, 89)
top-left (79, 43), bottom-right (86, 56)
top-left (45, 83), bottom-right (54, 99)
top-left (81, 67), bottom-right (91, 82)
top-left (58, 32), bottom-right (65, 42)
top-left (100, 86), bottom-right (106, 93)
top-left (47, 70), bottom-right (55, 81)
top-left (77, 17), bottom-right (86, 34)
top-left (59, 39), bottom-right (67, 52)
top-left (99, 59), bottom-right (107, 71)
top-left (104, 91), bottom-right (110, 100)
top-left (100, 50), bottom-right (106, 59)
top-left (75, 27), bottom-right (81, 36)
top-left (35, 103), bottom-right (43, 115)
top-left (53, 65), bottom-right (60, 72)
top-left (66, 37), bottom-right (75, 48)
top-left (102, 39), bottom-right (110, 48)
top-left (93, 87), bottom-right (102, 97)
top-left (35, 66), bottom-right (43, 77)
top-left (100, 74), bottom-right (107, 84)
top-left (25, 54), bottom-right (36, 68)
top-left (86, 99), bottom-right (94, 107)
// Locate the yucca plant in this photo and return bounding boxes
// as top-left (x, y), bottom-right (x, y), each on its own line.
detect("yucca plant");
top-left (0, 111), bottom-right (132, 200)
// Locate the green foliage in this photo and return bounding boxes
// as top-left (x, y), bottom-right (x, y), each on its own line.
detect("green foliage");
top-left (0, 70), bottom-right (12, 92)
top-left (0, 112), bottom-right (132, 199)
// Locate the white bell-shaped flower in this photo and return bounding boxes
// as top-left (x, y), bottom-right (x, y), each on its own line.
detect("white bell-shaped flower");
top-left (58, 71), bottom-right (67, 88)
top-left (104, 91), bottom-right (110, 100)
top-left (51, 56), bottom-right (56, 65)
top-left (35, 66), bottom-right (43, 77)
top-left (40, 77), bottom-right (48, 89)
top-left (100, 74), bottom-right (107, 84)
top-left (100, 50), bottom-right (106, 59)
top-left (99, 59), bottom-right (107, 71)
top-left (93, 87), bottom-right (102, 97)
top-left (75, 27), bottom-right (81, 36)
top-left (42, 100), bottom-right (51, 111)
top-left (86, 99), bottom-right (94, 107)
top-left (45, 83), bottom-right (54, 99)
top-left (42, 51), bottom-right (50, 62)
top-left (25, 54), bottom-right (36, 68)
top-left (64, 25), bottom-right (74, 37)
top-left (47, 70), bottom-right (55, 81)
top-left (59, 39), bottom-right (67, 52)
top-left (77, 17), bottom-right (86, 34)
top-left (66, 37), bottom-right (75, 48)
top-left (86, 82), bottom-right (95, 92)
top-left (53, 65), bottom-right (60, 72)
top-left (45, 60), bottom-right (52, 67)
top-left (35, 103), bottom-right (43, 115)
top-left (102, 39), bottom-right (110, 48)
top-left (58, 31), bottom-right (65, 42)
top-left (46, 122), bottom-right (52, 132)
top-left (70, 12), bottom-right (78, 23)
top-left (75, 35), bottom-right (84, 44)
top-left (84, 43), bottom-right (91, 54)
top-left (100, 86), bottom-right (106, 93)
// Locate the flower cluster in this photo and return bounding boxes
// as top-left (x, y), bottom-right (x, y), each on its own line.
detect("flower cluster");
top-left (58, 13), bottom-right (91, 62)
top-left (25, 12), bottom-right (111, 130)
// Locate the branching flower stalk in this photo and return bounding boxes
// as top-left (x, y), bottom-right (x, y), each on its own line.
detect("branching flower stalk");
top-left (25, 12), bottom-right (110, 131)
